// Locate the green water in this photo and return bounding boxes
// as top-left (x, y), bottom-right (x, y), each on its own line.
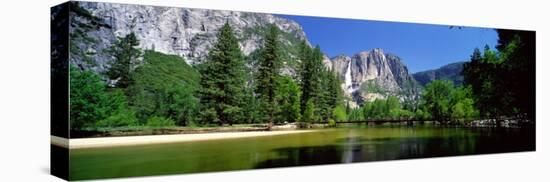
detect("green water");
top-left (69, 126), bottom-right (534, 180)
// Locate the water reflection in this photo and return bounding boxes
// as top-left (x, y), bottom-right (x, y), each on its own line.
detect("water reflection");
top-left (255, 127), bottom-right (534, 169)
top-left (70, 126), bottom-right (535, 180)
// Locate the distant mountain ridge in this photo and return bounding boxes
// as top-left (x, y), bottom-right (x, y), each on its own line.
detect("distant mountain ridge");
top-left (412, 61), bottom-right (466, 87)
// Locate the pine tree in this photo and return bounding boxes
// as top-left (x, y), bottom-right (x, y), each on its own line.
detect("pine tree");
top-left (255, 24), bottom-right (283, 126)
top-left (241, 85), bottom-right (261, 124)
top-left (297, 40), bottom-right (312, 115)
top-left (331, 70), bottom-right (344, 106)
top-left (277, 76), bottom-right (302, 123)
top-left (363, 102), bottom-right (373, 119)
top-left (198, 22), bottom-right (246, 125)
top-left (70, 65), bottom-right (135, 130)
top-left (303, 99), bottom-right (316, 123)
top-left (324, 69), bottom-right (344, 120)
top-left (463, 48), bottom-right (483, 112)
top-left (332, 105), bottom-right (347, 122)
top-left (496, 30), bottom-right (535, 121)
top-left (299, 43), bottom-right (324, 121)
top-left (317, 69), bottom-right (332, 121)
top-left (240, 61), bottom-right (262, 124)
top-left (463, 30), bottom-right (535, 122)
top-left (107, 32), bottom-right (141, 89)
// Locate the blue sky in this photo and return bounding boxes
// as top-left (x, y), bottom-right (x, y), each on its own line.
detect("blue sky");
top-left (279, 15), bottom-right (498, 73)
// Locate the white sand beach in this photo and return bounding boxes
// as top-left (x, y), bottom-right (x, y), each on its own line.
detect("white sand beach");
top-left (51, 130), bottom-right (316, 149)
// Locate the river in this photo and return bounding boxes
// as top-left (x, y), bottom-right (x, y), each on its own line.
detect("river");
top-left (69, 126), bottom-right (535, 180)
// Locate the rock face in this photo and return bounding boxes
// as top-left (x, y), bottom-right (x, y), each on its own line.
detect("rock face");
top-left (70, 1), bottom-right (309, 72)
top-left (69, 2), bottom-right (420, 107)
top-left (413, 61), bottom-right (466, 86)
top-left (330, 49), bottom-right (420, 105)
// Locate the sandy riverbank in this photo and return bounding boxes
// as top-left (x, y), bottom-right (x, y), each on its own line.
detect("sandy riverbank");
top-left (51, 129), bottom-right (316, 149)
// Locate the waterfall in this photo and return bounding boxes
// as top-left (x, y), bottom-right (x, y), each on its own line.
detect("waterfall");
top-left (344, 60), bottom-right (357, 93)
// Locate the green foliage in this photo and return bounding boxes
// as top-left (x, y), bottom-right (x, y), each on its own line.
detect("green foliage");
top-left (327, 71), bottom-right (344, 107)
top-left (449, 86), bottom-right (477, 121)
top-left (451, 98), bottom-right (477, 122)
top-left (332, 105), bottom-right (347, 122)
top-left (386, 96), bottom-right (401, 119)
top-left (414, 109), bottom-right (431, 120)
top-left (371, 99), bottom-right (387, 119)
top-left (96, 109), bottom-right (138, 128)
top-left (362, 102), bottom-right (373, 120)
top-left (255, 24), bottom-right (283, 124)
top-left (328, 119), bottom-right (336, 127)
top-left (240, 86), bottom-right (262, 124)
top-left (69, 66), bottom-right (132, 130)
top-left (497, 30), bottom-right (535, 120)
top-left (129, 50), bottom-right (199, 126)
top-left (355, 88), bottom-right (475, 122)
top-left (298, 41), bottom-right (322, 115)
top-left (146, 116), bottom-right (176, 127)
top-left (419, 80), bottom-right (478, 122)
top-left (70, 66), bottom-right (108, 129)
top-left (420, 80), bottom-right (453, 121)
top-left (97, 89), bottom-right (137, 127)
top-left (197, 22), bottom-right (247, 125)
top-left (296, 41), bottom-right (345, 122)
top-left (399, 109), bottom-right (415, 120)
top-left (463, 30), bottom-right (535, 121)
top-left (464, 46), bottom-right (505, 118)
top-left (316, 69), bottom-right (344, 121)
top-left (347, 107), bottom-right (365, 121)
top-left (361, 96), bottom-right (407, 120)
top-left (106, 32), bottom-right (142, 89)
top-left (302, 99), bottom-right (316, 123)
top-left (276, 76), bottom-right (302, 123)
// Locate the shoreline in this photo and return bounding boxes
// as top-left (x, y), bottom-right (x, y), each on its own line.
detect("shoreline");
top-left (52, 129), bottom-right (316, 149)
top-left (52, 120), bottom-right (534, 150)
top-left (70, 123), bottom-right (299, 138)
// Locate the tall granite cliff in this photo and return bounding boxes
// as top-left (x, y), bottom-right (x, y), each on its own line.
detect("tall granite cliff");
top-left (70, 1), bottom-right (309, 72)
top-left (68, 1), bottom-right (420, 107)
top-left (329, 49), bottom-right (420, 106)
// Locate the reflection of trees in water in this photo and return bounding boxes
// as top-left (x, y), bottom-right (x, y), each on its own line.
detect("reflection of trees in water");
top-left (254, 145), bottom-right (345, 168)
top-left (341, 135), bottom-right (356, 163)
top-left (254, 128), bottom-right (534, 169)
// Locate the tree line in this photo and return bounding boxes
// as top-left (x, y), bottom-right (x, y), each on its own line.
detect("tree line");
top-left (345, 81), bottom-right (477, 124)
top-left (197, 23), bottom-right (344, 127)
top-left (69, 23), bottom-right (345, 131)
top-left (69, 23), bottom-right (534, 132)
top-left (463, 29), bottom-right (535, 124)
top-left (340, 30), bottom-right (534, 125)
